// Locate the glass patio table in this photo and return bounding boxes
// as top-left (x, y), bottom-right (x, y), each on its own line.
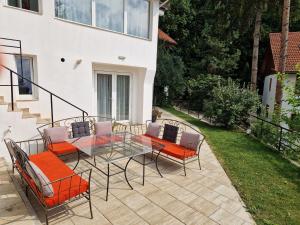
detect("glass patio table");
top-left (67, 132), bottom-right (164, 201)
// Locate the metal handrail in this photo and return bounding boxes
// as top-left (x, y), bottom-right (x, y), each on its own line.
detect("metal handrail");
top-left (0, 37), bottom-right (88, 126)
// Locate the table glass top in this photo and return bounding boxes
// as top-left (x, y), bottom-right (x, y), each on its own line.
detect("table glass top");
top-left (67, 132), bottom-right (163, 163)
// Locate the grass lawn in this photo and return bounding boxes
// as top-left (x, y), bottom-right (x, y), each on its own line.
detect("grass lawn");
top-left (163, 107), bottom-right (300, 225)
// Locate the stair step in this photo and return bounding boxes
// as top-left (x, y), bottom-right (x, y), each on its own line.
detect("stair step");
top-left (22, 113), bottom-right (41, 119)
top-left (7, 103), bottom-right (19, 112)
top-left (36, 118), bottom-right (51, 124)
top-left (19, 108), bottom-right (30, 113)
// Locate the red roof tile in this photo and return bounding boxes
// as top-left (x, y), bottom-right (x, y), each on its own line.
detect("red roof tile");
top-left (269, 32), bottom-right (300, 72)
top-left (158, 29), bottom-right (177, 45)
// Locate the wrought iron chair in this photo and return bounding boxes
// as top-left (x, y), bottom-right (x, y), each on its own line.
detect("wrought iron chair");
top-left (4, 138), bottom-right (93, 225)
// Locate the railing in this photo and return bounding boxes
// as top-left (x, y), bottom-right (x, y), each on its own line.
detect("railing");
top-left (0, 37), bottom-right (88, 126)
top-left (248, 114), bottom-right (300, 154)
top-left (171, 100), bottom-right (300, 156)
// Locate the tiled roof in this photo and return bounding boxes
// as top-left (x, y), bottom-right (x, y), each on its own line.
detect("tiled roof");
top-left (269, 32), bottom-right (300, 72)
top-left (158, 29), bottom-right (177, 45)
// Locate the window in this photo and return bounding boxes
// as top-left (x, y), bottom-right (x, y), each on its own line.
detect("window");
top-left (54, 0), bottom-right (151, 39)
top-left (127, 0), bottom-right (150, 38)
top-left (55, 0), bottom-right (92, 25)
top-left (8, 0), bottom-right (39, 12)
top-left (15, 57), bottom-right (34, 96)
top-left (269, 78), bottom-right (272, 92)
top-left (95, 0), bottom-right (124, 32)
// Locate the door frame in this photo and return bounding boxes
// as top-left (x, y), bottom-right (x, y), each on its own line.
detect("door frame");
top-left (93, 70), bottom-right (132, 122)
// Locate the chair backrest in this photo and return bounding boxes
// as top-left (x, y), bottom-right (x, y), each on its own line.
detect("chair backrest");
top-left (4, 139), bottom-right (28, 170)
top-left (146, 119), bottom-right (205, 151)
top-left (37, 116), bottom-right (113, 138)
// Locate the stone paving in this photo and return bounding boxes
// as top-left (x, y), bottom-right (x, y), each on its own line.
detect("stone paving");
top-left (0, 109), bottom-right (256, 225)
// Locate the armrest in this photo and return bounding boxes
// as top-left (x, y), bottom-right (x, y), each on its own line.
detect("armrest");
top-left (16, 138), bottom-right (46, 156)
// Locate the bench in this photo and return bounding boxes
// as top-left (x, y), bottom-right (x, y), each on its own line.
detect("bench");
top-left (131, 119), bottom-right (205, 176)
top-left (4, 138), bottom-right (93, 225)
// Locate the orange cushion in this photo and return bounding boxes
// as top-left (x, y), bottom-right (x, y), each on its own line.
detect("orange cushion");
top-left (24, 151), bottom-right (88, 207)
top-left (143, 134), bottom-right (197, 160)
top-left (48, 141), bottom-right (78, 155)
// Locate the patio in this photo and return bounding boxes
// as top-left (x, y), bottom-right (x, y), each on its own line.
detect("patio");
top-left (0, 110), bottom-right (255, 225)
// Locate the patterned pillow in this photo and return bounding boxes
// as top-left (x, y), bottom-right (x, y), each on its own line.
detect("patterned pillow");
top-left (162, 124), bottom-right (179, 143)
top-left (25, 161), bottom-right (54, 197)
top-left (44, 126), bottom-right (68, 143)
top-left (95, 121), bottom-right (112, 136)
top-left (71, 122), bottom-right (90, 138)
top-left (180, 131), bottom-right (200, 150)
top-left (146, 123), bottom-right (161, 137)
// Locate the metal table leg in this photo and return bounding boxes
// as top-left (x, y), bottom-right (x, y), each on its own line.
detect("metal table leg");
top-left (106, 164), bottom-right (110, 201)
top-left (124, 157), bottom-right (133, 190)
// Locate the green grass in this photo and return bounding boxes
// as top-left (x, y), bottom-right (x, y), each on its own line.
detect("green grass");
top-left (163, 107), bottom-right (300, 225)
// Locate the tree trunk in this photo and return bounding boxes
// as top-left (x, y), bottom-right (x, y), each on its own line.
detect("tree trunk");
top-left (276, 0), bottom-right (291, 105)
top-left (279, 0), bottom-right (291, 73)
top-left (251, 8), bottom-right (262, 91)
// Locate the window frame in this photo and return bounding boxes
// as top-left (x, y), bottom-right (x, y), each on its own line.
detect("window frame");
top-left (5, 0), bottom-right (41, 14)
top-left (54, 0), bottom-right (152, 40)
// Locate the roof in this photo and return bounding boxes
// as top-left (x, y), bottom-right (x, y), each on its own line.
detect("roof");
top-left (269, 32), bottom-right (300, 72)
top-left (158, 29), bottom-right (177, 45)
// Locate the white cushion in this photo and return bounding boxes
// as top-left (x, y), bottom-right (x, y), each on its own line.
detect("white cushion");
top-left (95, 121), bottom-right (112, 136)
top-left (146, 123), bottom-right (161, 137)
top-left (180, 131), bottom-right (200, 150)
top-left (26, 161), bottom-right (54, 197)
top-left (44, 126), bottom-right (68, 143)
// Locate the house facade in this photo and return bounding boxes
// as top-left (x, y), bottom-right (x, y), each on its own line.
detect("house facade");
top-left (0, 0), bottom-right (162, 159)
top-left (261, 32), bottom-right (300, 115)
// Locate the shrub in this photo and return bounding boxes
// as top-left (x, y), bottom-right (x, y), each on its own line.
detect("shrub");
top-left (203, 78), bottom-right (260, 127)
top-left (187, 74), bottom-right (224, 111)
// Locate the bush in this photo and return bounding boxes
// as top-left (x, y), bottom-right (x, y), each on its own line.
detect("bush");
top-left (187, 74), bottom-right (224, 111)
top-left (203, 78), bottom-right (260, 127)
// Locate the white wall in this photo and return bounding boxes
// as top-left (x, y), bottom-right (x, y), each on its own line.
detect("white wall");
top-left (262, 74), bottom-right (277, 114)
top-left (0, 0), bottom-right (159, 123)
top-left (262, 74), bottom-right (297, 116)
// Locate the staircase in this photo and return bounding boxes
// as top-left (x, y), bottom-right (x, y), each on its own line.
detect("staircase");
top-left (0, 96), bottom-right (51, 125)
top-left (0, 37), bottom-right (88, 161)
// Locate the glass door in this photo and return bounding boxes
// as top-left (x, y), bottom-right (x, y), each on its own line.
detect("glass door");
top-left (96, 72), bottom-right (130, 121)
top-left (116, 75), bottom-right (130, 121)
top-left (97, 74), bottom-right (112, 118)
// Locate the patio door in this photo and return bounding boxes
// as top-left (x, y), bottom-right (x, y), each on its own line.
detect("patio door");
top-left (96, 72), bottom-right (130, 121)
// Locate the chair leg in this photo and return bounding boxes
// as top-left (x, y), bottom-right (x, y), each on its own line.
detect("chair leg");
top-left (183, 160), bottom-right (187, 176)
top-left (89, 195), bottom-right (93, 219)
top-left (73, 151), bottom-right (80, 170)
top-left (45, 210), bottom-right (49, 225)
top-left (198, 154), bottom-right (201, 170)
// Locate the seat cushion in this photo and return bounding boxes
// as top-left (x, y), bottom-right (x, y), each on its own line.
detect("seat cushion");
top-left (27, 151), bottom-right (88, 207)
top-left (144, 134), bottom-right (197, 160)
top-left (162, 124), bottom-right (179, 143)
top-left (44, 127), bottom-right (68, 143)
top-left (95, 121), bottom-right (112, 136)
top-left (48, 142), bottom-right (78, 155)
top-left (71, 122), bottom-right (90, 138)
top-left (146, 123), bottom-right (161, 137)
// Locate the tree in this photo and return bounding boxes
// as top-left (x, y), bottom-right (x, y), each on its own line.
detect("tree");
top-left (279, 0), bottom-right (291, 73)
top-left (251, 5), bottom-right (262, 90)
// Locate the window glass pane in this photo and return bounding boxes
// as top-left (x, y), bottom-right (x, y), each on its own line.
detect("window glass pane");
top-left (22, 0), bottom-right (38, 12)
top-left (8, 0), bottom-right (39, 12)
top-left (97, 74), bottom-right (112, 118)
top-left (8, 0), bottom-right (20, 7)
top-left (55, 0), bottom-right (92, 25)
top-left (16, 58), bottom-right (33, 95)
top-left (95, 0), bottom-right (124, 32)
top-left (127, 0), bottom-right (150, 38)
top-left (117, 75), bottom-right (129, 121)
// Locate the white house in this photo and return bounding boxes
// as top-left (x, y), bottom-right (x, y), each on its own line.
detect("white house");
top-left (261, 32), bottom-right (300, 115)
top-left (0, 0), bottom-right (164, 159)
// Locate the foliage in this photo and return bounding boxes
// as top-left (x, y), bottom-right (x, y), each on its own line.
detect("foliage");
top-left (203, 78), bottom-right (260, 127)
top-left (163, 107), bottom-right (300, 225)
top-left (187, 74), bottom-right (224, 111)
top-left (159, 0), bottom-right (300, 82)
top-left (154, 43), bottom-right (186, 106)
